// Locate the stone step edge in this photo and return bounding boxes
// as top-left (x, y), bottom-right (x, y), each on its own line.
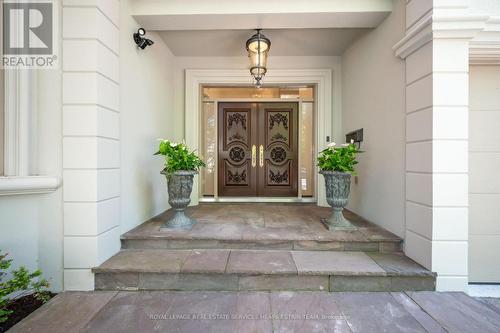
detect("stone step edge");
top-left (92, 268), bottom-right (435, 278)
top-left (120, 236), bottom-right (402, 242)
top-left (94, 272), bottom-right (436, 292)
top-left (120, 239), bottom-right (402, 253)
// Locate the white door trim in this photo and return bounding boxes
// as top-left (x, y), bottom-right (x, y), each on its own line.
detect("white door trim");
top-left (185, 68), bottom-right (339, 206)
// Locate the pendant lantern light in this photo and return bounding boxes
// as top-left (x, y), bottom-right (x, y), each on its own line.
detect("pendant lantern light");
top-left (246, 29), bottom-right (271, 87)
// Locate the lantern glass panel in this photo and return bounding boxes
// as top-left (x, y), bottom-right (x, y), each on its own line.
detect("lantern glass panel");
top-left (249, 51), bottom-right (268, 70)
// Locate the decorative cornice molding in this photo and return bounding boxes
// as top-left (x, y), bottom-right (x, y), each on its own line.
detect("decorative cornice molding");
top-left (484, 16), bottom-right (500, 31)
top-left (433, 14), bottom-right (489, 39)
top-left (0, 176), bottom-right (62, 196)
top-left (469, 16), bottom-right (500, 64)
top-left (393, 13), bottom-right (495, 59)
top-left (470, 43), bottom-right (500, 65)
top-left (393, 12), bottom-right (432, 59)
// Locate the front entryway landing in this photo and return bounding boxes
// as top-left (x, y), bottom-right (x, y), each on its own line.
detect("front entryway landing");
top-left (94, 204), bottom-right (435, 292)
top-left (121, 204), bottom-right (402, 252)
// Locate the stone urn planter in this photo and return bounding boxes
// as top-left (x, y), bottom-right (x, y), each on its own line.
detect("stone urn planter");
top-left (161, 170), bottom-right (197, 230)
top-left (320, 170), bottom-right (358, 231)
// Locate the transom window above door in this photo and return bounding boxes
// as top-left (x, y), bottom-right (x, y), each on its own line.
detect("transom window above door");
top-left (202, 86), bottom-right (313, 100)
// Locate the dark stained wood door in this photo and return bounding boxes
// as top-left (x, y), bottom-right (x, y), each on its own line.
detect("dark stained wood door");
top-left (218, 103), bottom-right (258, 196)
top-left (218, 102), bottom-right (298, 197)
top-left (257, 103), bottom-right (298, 197)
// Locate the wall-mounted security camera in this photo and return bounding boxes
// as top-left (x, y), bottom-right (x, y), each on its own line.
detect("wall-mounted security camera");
top-left (133, 28), bottom-right (154, 49)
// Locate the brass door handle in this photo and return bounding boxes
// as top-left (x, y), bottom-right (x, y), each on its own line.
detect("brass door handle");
top-left (259, 145), bottom-right (264, 167)
top-left (251, 145), bottom-right (256, 167)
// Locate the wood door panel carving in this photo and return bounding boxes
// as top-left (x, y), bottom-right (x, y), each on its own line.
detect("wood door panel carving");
top-left (218, 102), bottom-right (298, 197)
top-left (258, 103), bottom-right (298, 196)
top-left (218, 103), bottom-right (257, 196)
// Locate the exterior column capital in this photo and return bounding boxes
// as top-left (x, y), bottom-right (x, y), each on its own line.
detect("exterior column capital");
top-left (393, 13), bottom-right (489, 59)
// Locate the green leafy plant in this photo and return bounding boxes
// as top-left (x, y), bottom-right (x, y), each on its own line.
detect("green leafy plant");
top-left (155, 140), bottom-right (205, 174)
top-left (317, 142), bottom-right (362, 175)
top-left (0, 251), bottom-right (50, 323)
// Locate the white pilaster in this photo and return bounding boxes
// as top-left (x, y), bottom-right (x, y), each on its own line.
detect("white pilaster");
top-left (62, 0), bottom-right (121, 290)
top-left (394, 0), bottom-right (478, 291)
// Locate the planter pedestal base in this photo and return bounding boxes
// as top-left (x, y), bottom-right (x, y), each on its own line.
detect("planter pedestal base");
top-left (160, 170), bottom-right (197, 231)
top-left (161, 210), bottom-right (195, 230)
top-left (321, 208), bottom-right (358, 231)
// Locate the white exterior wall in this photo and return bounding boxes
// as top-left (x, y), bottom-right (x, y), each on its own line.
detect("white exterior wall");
top-left (61, 0), bottom-right (177, 290)
top-left (3, 0), bottom-right (499, 292)
top-left (0, 16), bottom-right (64, 291)
top-left (342, 0), bottom-right (406, 237)
top-left (396, 0), bottom-right (472, 291)
top-left (120, 0), bottom-right (176, 234)
top-left (62, 0), bottom-right (121, 290)
top-left (469, 66), bottom-right (500, 282)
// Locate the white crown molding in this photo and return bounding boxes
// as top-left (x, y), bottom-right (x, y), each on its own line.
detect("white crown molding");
top-left (0, 176), bottom-right (61, 196)
top-left (393, 12), bottom-right (495, 59)
top-left (470, 42), bottom-right (500, 65)
top-left (433, 14), bottom-right (489, 39)
top-left (484, 16), bottom-right (500, 31)
top-left (393, 12), bottom-right (433, 59)
top-left (469, 17), bottom-right (500, 64)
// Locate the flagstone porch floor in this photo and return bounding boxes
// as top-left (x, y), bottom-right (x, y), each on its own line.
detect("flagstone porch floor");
top-left (121, 204), bottom-right (402, 252)
top-left (94, 204), bottom-right (435, 292)
top-left (9, 291), bottom-right (500, 333)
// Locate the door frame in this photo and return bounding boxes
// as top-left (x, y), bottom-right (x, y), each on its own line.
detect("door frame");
top-left (185, 68), bottom-right (340, 207)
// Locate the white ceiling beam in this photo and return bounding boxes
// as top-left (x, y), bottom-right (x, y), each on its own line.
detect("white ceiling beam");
top-left (130, 0), bottom-right (392, 30)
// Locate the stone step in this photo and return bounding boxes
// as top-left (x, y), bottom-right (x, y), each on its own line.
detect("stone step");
top-left (121, 237), bottom-right (402, 252)
top-left (93, 249), bottom-right (435, 292)
top-left (121, 206), bottom-right (402, 252)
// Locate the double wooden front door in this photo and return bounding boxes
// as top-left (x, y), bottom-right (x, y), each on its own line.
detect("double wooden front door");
top-left (218, 102), bottom-right (298, 197)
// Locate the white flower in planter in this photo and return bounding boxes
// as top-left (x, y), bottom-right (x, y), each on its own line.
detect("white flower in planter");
top-left (328, 142), bottom-right (336, 148)
top-left (341, 139), bottom-right (356, 147)
top-left (170, 142), bottom-right (178, 147)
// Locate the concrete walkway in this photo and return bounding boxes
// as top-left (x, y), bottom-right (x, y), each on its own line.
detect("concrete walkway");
top-left (8, 291), bottom-right (500, 332)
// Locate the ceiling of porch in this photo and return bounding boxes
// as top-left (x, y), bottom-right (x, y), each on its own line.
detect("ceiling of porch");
top-left (131, 0), bottom-right (392, 30)
top-left (158, 28), bottom-right (371, 56)
top-left (132, 0), bottom-right (391, 56)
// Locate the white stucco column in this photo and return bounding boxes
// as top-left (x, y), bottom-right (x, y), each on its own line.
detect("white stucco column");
top-left (394, 0), bottom-right (480, 291)
top-left (62, 0), bottom-right (121, 290)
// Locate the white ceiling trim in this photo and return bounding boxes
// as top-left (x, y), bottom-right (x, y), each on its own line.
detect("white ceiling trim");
top-left (130, 0), bottom-right (392, 16)
top-left (134, 12), bottom-right (391, 31)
